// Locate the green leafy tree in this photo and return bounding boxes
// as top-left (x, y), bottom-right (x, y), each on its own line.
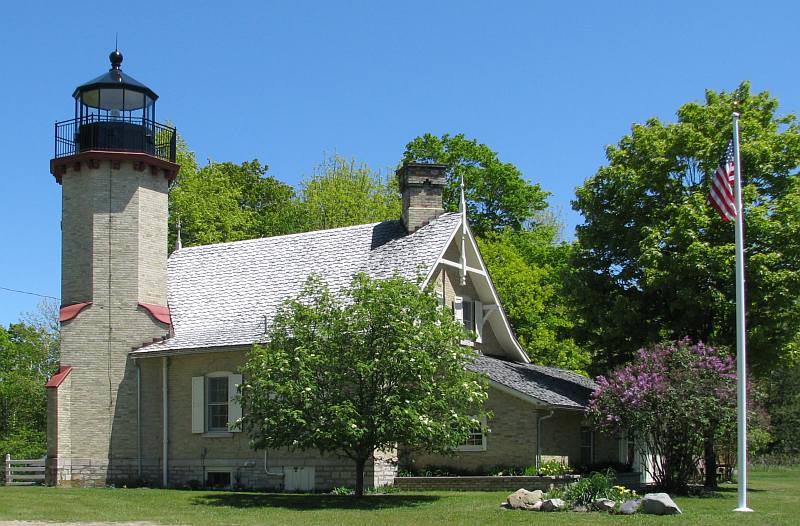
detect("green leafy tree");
top-left (299, 155), bottom-right (400, 230)
top-left (766, 362), bottom-right (800, 455)
top-left (168, 138), bottom-right (305, 249)
top-left (478, 231), bottom-right (589, 373)
top-left (0, 319), bottom-right (59, 458)
top-left (402, 133), bottom-right (550, 236)
top-left (572, 83), bottom-right (800, 373)
top-left (238, 274), bottom-right (489, 496)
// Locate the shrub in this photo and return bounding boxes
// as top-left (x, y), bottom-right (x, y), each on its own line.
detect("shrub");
top-left (588, 339), bottom-right (736, 493)
top-left (331, 486), bottom-right (354, 495)
top-left (560, 470), bottom-right (615, 507)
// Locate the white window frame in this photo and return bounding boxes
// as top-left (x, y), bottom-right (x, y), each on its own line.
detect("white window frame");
top-left (456, 416), bottom-right (488, 452)
top-left (192, 371), bottom-right (242, 436)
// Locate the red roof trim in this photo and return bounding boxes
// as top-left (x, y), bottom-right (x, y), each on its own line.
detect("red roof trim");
top-left (46, 366), bottom-right (73, 388)
top-left (59, 302), bottom-right (92, 322)
top-left (138, 302), bottom-right (171, 325)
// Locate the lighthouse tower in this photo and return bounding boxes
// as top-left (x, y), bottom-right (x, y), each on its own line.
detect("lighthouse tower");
top-left (47, 50), bottom-right (179, 486)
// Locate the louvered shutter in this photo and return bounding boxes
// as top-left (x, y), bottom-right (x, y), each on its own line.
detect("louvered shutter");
top-left (228, 374), bottom-right (243, 431)
top-left (191, 376), bottom-right (204, 433)
top-left (453, 296), bottom-right (463, 325)
top-left (475, 300), bottom-right (483, 343)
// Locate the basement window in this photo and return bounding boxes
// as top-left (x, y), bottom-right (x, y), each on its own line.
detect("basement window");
top-left (206, 471), bottom-right (231, 490)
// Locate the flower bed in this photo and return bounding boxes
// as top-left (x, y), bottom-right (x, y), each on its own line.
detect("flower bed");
top-left (393, 475), bottom-right (580, 492)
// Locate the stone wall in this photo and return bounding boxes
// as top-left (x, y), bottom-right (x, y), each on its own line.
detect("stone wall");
top-left (395, 475), bottom-right (579, 492)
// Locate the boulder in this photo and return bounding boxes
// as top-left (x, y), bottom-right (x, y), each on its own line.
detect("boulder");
top-left (593, 498), bottom-right (616, 512)
top-left (506, 489), bottom-right (544, 510)
top-left (540, 498), bottom-right (566, 512)
top-left (531, 501), bottom-right (543, 511)
top-left (641, 493), bottom-right (682, 515)
top-left (618, 499), bottom-right (641, 515)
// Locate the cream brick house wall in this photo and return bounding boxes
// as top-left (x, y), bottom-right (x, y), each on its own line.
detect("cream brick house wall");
top-left (135, 349), bottom-right (395, 490)
top-left (409, 387), bottom-right (618, 472)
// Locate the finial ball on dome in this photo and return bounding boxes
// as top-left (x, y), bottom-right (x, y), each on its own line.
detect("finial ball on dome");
top-left (109, 49), bottom-right (123, 69)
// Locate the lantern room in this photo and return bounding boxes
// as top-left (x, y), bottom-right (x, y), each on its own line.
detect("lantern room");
top-left (54, 49), bottom-right (176, 162)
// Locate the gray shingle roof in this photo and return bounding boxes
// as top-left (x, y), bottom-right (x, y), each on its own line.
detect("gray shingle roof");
top-left (468, 354), bottom-right (597, 409)
top-left (133, 213), bottom-right (461, 355)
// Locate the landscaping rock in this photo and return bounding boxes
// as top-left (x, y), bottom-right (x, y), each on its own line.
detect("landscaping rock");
top-left (593, 498), bottom-right (616, 512)
top-left (506, 489), bottom-right (544, 510)
top-left (572, 504), bottom-right (589, 512)
top-left (531, 501), bottom-right (543, 511)
top-left (618, 499), bottom-right (641, 515)
top-left (642, 493), bottom-right (682, 515)
top-left (540, 498), bottom-right (566, 512)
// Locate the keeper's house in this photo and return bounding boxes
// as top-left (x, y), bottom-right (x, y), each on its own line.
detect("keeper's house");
top-left (46, 51), bottom-right (625, 490)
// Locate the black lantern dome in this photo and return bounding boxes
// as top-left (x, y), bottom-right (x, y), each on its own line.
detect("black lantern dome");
top-left (73, 49), bottom-right (158, 114)
top-left (54, 50), bottom-right (176, 162)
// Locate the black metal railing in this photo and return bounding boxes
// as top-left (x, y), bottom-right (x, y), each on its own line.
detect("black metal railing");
top-left (54, 115), bottom-right (176, 162)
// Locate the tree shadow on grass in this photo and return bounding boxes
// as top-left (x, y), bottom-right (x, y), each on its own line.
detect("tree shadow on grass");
top-left (192, 492), bottom-right (440, 511)
top-left (684, 485), bottom-right (766, 499)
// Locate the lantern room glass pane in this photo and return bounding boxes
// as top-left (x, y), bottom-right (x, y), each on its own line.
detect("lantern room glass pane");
top-left (80, 88), bottom-right (152, 111)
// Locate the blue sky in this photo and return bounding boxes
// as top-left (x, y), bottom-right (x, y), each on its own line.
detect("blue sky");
top-left (1, 1), bottom-right (798, 325)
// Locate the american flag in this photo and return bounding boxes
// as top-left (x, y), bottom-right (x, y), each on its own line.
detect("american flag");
top-left (709, 140), bottom-right (737, 222)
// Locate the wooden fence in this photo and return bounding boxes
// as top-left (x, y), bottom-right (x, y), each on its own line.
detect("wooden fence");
top-left (4, 454), bottom-right (45, 485)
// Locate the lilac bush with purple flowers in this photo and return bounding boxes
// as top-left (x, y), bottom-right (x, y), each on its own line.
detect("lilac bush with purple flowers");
top-left (587, 339), bottom-right (737, 493)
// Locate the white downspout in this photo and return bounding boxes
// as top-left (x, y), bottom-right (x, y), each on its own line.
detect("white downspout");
top-left (162, 356), bottom-right (168, 487)
top-left (136, 361), bottom-right (142, 478)
top-left (536, 409), bottom-right (555, 470)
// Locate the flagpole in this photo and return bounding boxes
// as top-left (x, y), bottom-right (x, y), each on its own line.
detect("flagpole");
top-left (732, 111), bottom-right (753, 513)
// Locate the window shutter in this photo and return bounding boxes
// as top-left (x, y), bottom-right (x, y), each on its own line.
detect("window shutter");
top-left (228, 374), bottom-right (243, 431)
top-left (475, 300), bottom-right (483, 343)
top-left (453, 296), bottom-right (463, 324)
top-left (191, 376), bottom-right (204, 433)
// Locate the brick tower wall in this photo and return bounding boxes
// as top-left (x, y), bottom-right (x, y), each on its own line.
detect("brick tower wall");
top-left (49, 158), bottom-right (172, 486)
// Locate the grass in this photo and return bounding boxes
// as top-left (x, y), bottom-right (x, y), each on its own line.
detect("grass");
top-left (0, 467), bottom-right (797, 525)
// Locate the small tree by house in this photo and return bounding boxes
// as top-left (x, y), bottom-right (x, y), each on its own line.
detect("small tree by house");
top-left (237, 273), bottom-right (489, 496)
top-left (587, 339), bottom-right (736, 494)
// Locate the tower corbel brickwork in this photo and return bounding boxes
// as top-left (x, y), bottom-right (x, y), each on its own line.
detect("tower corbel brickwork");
top-left (46, 50), bottom-right (179, 486)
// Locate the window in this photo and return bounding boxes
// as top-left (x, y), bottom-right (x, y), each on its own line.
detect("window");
top-left (207, 376), bottom-right (229, 432)
top-left (206, 471), bottom-right (231, 489)
top-left (456, 417), bottom-right (487, 452)
top-left (462, 300), bottom-right (475, 332)
top-left (191, 372), bottom-right (242, 435)
top-left (619, 433), bottom-right (636, 467)
top-left (453, 296), bottom-right (482, 343)
top-left (580, 426), bottom-right (594, 466)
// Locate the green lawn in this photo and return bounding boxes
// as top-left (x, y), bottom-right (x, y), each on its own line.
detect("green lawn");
top-left (1, 467), bottom-right (797, 525)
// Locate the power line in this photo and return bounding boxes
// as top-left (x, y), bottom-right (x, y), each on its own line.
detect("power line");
top-left (0, 286), bottom-right (59, 301)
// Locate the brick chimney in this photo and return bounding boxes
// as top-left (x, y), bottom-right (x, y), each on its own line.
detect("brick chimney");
top-left (398, 163), bottom-right (447, 233)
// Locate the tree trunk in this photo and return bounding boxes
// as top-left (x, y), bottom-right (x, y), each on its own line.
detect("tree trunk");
top-left (354, 457), bottom-right (366, 497)
top-left (704, 435), bottom-right (718, 489)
